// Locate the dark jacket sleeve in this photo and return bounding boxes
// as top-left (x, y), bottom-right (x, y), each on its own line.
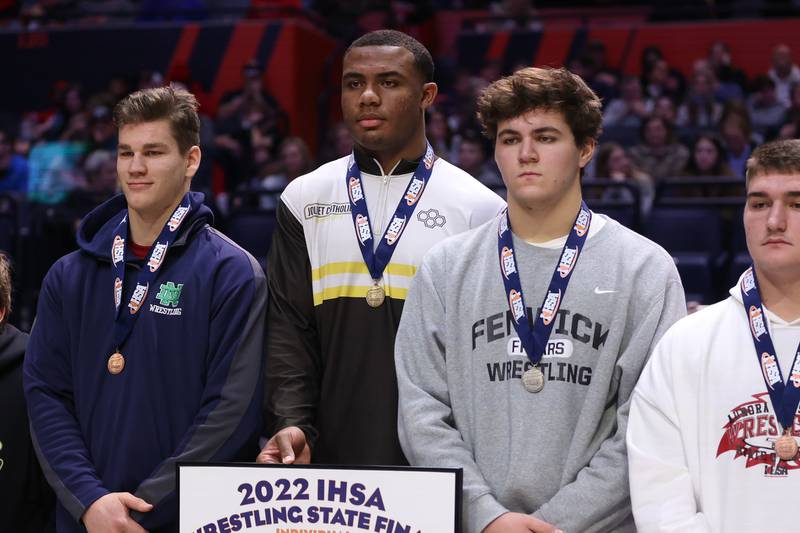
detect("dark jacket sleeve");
top-left (263, 199), bottom-right (322, 447)
top-left (24, 261), bottom-right (110, 523)
top-left (132, 246), bottom-right (267, 530)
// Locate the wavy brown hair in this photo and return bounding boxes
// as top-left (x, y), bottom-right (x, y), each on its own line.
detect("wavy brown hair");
top-left (476, 66), bottom-right (602, 147)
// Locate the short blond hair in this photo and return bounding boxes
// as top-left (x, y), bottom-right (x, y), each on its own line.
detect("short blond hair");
top-left (745, 139), bottom-right (800, 187)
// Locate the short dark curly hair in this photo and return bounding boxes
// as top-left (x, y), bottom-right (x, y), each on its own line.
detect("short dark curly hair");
top-left (347, 29), bottom-right (434, 83)
top-left (476, 66), bottom-right (602, 147)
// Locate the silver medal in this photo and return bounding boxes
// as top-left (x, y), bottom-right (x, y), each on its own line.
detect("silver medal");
top-left (522, 366), bottom-right (545, 393)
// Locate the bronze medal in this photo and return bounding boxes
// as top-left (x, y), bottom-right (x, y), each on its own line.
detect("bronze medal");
top-left (522, 366), bottom-right (545, 393)
top-left (775, 431), bottom-right (798, 461)
top-left (107, 352), bottom-right (125, 375)
top-left (366, 284), bottom-right (385, 308)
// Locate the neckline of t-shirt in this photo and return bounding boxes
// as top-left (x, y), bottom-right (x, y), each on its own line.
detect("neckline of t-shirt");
top-left (522, 212), bottom-right (609, 250)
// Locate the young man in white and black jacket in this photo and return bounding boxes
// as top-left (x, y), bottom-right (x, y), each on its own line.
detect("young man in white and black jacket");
top-left (257, 29), bottom-right (504, 468)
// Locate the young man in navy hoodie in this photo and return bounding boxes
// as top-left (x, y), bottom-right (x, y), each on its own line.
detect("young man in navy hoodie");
top-left (24, 85), bottom-right (267, 533)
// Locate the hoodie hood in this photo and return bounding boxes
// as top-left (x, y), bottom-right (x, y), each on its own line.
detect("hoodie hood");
top-left (76, 191), bottom-right (212, 261)
top-left (0, 324), bottom-right (28, 374)
top-left (730, 268), bottom-right (749, 305)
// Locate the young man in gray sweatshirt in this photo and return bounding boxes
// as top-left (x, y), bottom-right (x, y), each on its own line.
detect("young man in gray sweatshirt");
top-left (394, 67), bottom-right (687, 533)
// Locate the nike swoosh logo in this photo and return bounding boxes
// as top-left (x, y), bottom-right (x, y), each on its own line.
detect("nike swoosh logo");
top-left (594, 287), bottom-right (617, 294)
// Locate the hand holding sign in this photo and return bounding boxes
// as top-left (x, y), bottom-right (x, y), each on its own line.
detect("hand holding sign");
top-left (256, 426), bottom-right (311, 464)
top-left (483, 512), bottom-right (562, 533)
top-left (82, 492), bottom-right (152, 533)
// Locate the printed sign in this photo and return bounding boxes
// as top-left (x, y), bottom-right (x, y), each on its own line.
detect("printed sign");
top-left (178, 463), bottom-right (461, 533)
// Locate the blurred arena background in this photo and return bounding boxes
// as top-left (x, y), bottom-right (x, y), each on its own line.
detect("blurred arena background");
top-left (2, 0), bottom-right (800, 329)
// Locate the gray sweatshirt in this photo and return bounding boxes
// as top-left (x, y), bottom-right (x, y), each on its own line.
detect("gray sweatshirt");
top-left (395, 213), bottom-right (686, 533)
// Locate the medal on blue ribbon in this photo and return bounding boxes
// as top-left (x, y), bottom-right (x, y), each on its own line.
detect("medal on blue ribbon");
top-left (346, 143), bottom-right (435, 308)
top-left (107, 193), bottom-right (193, 374)
top-left (498, 202), bottom-right (591, 392)
top-left (740, 266), bottom-right (800, 461)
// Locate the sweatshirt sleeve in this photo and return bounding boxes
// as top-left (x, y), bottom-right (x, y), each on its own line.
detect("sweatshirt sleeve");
top-left (531, 275), bottom-right (687, 532)
top-left (627, 326), bottom-right (711, 533)
top-left (395, 251), bottom-right (507, 533)
top-left (24, 261), bottom-right (109, 522)
top-left (263, 199), bottom-right (322, 447)
top-left (132, 249), bottom-right (267, 530)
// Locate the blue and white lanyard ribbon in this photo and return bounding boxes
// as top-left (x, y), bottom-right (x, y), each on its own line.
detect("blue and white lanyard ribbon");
top-left (346, 143), bottom-right (435, 283)
top-left (111, 193), bottom-right (192, 351)
top-left (498, 202), bottom-right (591, 368)
top-left (740, 266), bottom-right (800, 431)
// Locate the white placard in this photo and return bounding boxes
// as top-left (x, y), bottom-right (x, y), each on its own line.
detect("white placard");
top-left (178, 463), bottom-right (461, 533)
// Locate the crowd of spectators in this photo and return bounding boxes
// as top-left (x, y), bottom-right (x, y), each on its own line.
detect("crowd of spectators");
top-left (4, 39), bottom-right (800, 221)
top-left (3, 4), bottom-right (800, 320)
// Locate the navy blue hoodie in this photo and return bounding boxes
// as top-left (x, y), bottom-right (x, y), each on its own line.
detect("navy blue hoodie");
top-left (24, 192), bottom-right (266, 532)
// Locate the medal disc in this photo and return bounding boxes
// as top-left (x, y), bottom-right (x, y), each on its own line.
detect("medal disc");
top-left (522, 366), bottom-right (545, 393)
top-left (366, 285), bottom-right (385, 308)
top-left (775, 433), bottom-right (798, 461)
top-left (107, 352), bottom-right (125, 375)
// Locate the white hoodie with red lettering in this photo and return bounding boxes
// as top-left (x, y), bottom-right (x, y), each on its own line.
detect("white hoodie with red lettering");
top-left (628, 272), bottom-right (800, 533)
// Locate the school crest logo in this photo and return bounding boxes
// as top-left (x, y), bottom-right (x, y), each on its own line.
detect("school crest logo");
top-left (147, 242), bottom-right (168, 273)
top-left (168, 206), bottom-right (190, 232)
top-left (112, 235), bottom-right (125, 266)
top-left (540, 290), bottom-right (562, 326)
top-left (156, 282), bottom-right (183, 307)
top-left (717, 393), bottom-right (800, 477)
top-left (150, 281), bottom-right (184, 316)
top-left (557, 247), bottom-right (579, 278)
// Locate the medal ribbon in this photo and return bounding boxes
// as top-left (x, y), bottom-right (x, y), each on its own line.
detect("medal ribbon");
top-left (110, 193), bottom-right (193, 352)
top-left (498, 202), bottom-right (592, 368)
top-left (740, 266), bottom-right (800, 431)
top-left (346, 143), bottom-right (435, 282)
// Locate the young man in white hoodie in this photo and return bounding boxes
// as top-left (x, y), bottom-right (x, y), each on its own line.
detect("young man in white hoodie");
top-left (628, 139), bottom-right (800, 532)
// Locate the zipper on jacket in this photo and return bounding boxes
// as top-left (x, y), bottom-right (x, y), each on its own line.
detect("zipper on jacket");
top-left (372, 172), bottom-right (391, 247)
